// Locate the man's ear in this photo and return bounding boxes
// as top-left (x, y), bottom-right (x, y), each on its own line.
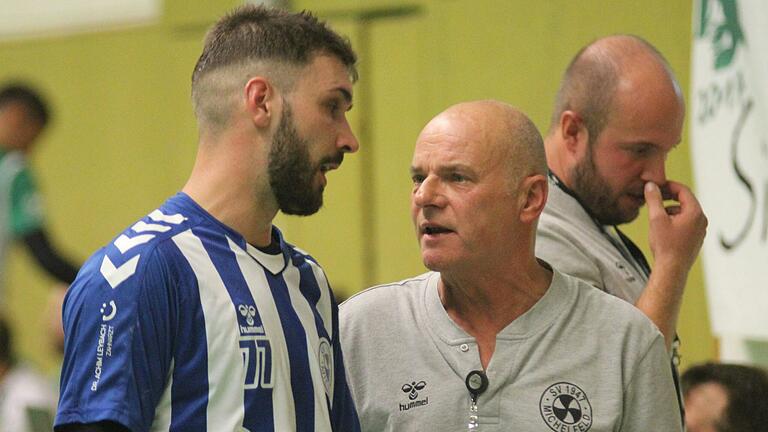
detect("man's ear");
top-left (244, 77), bottom-right (278, 128)
top-left (559, 110), bottom-right (589, 157)
top-left (519, 174), bottom-right (548, 224)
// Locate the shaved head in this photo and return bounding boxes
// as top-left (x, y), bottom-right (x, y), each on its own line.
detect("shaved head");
top-left (411, 100), bottom-right (549, 272)
top-left (420, 100), bottom-right (546, 189)
top-left (550, 34), bottom-right (683, 144)
top-left (546, 35), bottom-right (686, 225)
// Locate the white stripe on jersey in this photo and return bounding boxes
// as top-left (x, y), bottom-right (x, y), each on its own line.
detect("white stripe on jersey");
top-left (133, 221), bottom-right (172, 233)
top-left (149, 209), bottom-right (187, 224)
top-left (227, 236), bottom-right (296, 431)
top-left (305, 261), bottom-right (333, 341)
top-left (304, 260), bottom-right (335, 402)
top-left (173, 230), bottom-right (246, 431)
top-left (282, 265), bottom-right (332, 430)
top-left (151, 360), bottom-right (174, 431)
top-left (114, 233), bottom-right (156, 253)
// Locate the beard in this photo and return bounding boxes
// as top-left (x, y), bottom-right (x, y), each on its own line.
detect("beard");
top-left (570, 145), bottom-right (640, 225)
top-left (267, 104), bottom-right (342, 216)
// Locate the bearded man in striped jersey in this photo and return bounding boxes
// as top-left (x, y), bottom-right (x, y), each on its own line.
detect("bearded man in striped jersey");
top-left (56, 5), bottom-right (360, 432)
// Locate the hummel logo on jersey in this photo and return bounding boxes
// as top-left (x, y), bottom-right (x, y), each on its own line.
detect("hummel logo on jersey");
top-left (100, 209), bottom-right (186, 289)
top-left (402, 381), bottom-right (426, 400)
top-left (238, 304), bottom-right (265, 335)
top-left (399, 380), bottom-right (429, 412)
top-left (239, 304), bottom-right (257, 326)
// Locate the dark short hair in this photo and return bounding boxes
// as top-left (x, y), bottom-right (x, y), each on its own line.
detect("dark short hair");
top-left (682, 362), bottom-right (768, 432)
top-left (191, 5), bottom-right (357, 130)
top-left (0, 83), bottom-right (51, 126)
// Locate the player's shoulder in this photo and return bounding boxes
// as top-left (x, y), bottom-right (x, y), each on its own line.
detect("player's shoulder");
top-left (539, 182), bottom-right (593, 232)
top-left (560, 271), bottom-right (661, 337)
top-left (341, 272), bottom-right (433, 315)
top-left (75, 195), bottom-right (202, 291)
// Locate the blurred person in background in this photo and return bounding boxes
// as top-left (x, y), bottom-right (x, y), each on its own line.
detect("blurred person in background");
top-left (0, 314), bottom-right (58, 432)
top-left (0, 83), bottom-right (79, 308)
top-left (682, 362), bottom-right (768, 432)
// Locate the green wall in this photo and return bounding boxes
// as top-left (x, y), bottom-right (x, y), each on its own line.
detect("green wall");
top-left (0, 0), bottom-right (715, 373)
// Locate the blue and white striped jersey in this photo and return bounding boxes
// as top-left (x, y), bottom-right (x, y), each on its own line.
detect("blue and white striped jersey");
top-left (55, 193), bottom-right (360, 432)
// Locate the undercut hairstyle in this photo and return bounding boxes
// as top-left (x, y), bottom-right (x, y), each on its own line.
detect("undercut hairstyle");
top-left (549, 35), bottom-right (675, 145)
top-left (682, 362), bottom-right (768, 432)
top-left (191, 5), bottom-right (357, 133)
top-left (0, 83), bottom-right (50, 126)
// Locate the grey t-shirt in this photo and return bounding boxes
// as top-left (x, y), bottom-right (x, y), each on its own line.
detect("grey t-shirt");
top-left (340, 270), bottom-right (681, 432)
top-left (536, 176), bottom-right (648, 303)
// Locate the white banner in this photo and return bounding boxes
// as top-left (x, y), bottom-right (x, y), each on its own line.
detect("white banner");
top-left (691, 0), bottom-right (768, 339)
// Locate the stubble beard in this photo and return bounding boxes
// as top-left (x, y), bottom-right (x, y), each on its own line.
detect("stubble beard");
top-left (570, 146), bottom-right (639, 226)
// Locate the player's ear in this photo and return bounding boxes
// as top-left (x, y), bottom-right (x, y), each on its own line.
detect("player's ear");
top-left (559, 110), bottom-right (589, 156)
top-left (519, 174), bottom-right (548, 223)
top-left (244, 77), bottom-right (278, 129)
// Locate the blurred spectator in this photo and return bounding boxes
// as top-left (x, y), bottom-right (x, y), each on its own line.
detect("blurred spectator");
top-left (682, 362), bottom-right (768, 432)
top-left (0, 82), bottom-right (79, 309)
top-left (0, 314), bottom-right (57, 432)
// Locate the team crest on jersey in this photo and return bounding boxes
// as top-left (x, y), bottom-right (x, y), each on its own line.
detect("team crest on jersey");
top-left (539, 382), bottom-right (592, 432)
top-left (318, 337), bottom-right (333, 395)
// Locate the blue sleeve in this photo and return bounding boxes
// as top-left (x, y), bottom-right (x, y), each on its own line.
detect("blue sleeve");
top-left (330, 294), bottom-right (361, 432)
top-left (55, 244), bottom-right (177, 432)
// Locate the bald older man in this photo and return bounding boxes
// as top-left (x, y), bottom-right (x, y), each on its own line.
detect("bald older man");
top-left (340, 100), bottom-right (682, 431)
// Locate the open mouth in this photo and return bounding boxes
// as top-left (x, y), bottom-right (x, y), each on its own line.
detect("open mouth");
top-left (422, 224), bottom-right (453, 235)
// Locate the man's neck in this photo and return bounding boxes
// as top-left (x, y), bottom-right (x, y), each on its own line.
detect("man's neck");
top-left (183, 134), bottom-right (277, 247)
top-left (438, 258), bottom-right (552, 368)
top-left (183, 179), bottom-right (276, 248)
